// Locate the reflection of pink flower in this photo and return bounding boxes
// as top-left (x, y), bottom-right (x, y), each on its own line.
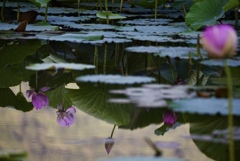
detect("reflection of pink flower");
top-left (57, 104), bottom-right (76, 127)
top-left (105, 137), bottom-right (114, 154)
top-left (201, 24), bottom-right (238, 58)
top-left (163, 110), bottom-right (177, 126)
top-left (26, 87), bottom-right (50, 110)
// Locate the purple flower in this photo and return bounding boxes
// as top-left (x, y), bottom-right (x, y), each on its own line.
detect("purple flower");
top-left (56, 104), bottom-right (76, 127)
top-left (105, 137), bottom-right (114, 154)
top-left (26, 87), bottom-right (50, 110)
top-left (201, 24), bottom-right (238, 58)
top-left (163, 110), bottom-right (177, 126)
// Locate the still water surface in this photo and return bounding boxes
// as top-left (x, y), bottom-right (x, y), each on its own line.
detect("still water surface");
top-left (0, 84), bottom-right (213, 161)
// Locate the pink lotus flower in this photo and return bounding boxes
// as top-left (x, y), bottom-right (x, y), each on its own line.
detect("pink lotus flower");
top-left (56, 104), bottom-right (76, 127)
top-left (201, 24), bottom-right (238, 58)
top-left (163, 110), bottom-right (177, 126)
top-left (105, 137), bottom-right (114, 154)
top-left (26, 87), bottom-right (50, 110)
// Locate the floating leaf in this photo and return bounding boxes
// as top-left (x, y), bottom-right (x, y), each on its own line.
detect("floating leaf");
top-left (28, 0), bottom-right (50, 8)
top-left (26, 63), bottom-right (95, 71)
top-left (96, 11), bottom-right (126, 20)
top-left (110, 84), bottom-right (196, 107)
top-left (185, 0), bottom-right (227, 30)
top-left (118, 18), bottom-right (171, 26)
top-left (76, 74), bottom-right (155, 84)
top-left (200, 59), bottom-right (240, 67)
top-left (169, 98), bottom-right (240, 116)
top-left (125, 46), bottom-right (207, 59)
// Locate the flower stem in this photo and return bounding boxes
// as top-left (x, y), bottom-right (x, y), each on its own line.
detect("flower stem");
top-left (110, 125), bottom-right (116, 138)
top-left (154, 0), bottom-right (158, 19)
top-left (224, 60), bottom-right (235, 161)
top-left (44, 2), bottom-right (49, 22)
top-left (35, 71), bottom-right (38, 89)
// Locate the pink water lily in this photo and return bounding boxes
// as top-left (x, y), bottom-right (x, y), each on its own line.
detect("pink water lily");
top-left (56, 104), bottom-right (76, 127)
top-left (26, 87), bottom-right (50, 110)
top-left (163, 109), bottom-right (177, 126)
top-left (201, 24), bottom-right (238, 58)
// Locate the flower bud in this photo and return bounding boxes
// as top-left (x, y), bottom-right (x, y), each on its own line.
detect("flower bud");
top-left (201, 24), bottom-right (238, 58)
top-left (105, 137), bottom-right (114, 154)
top-left (163, 109), bottom-right (177, 126)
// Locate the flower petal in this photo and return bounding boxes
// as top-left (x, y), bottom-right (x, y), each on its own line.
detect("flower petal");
top-left (26, 90), bottom-right (35, 98)
top-left (57, 115), bottom-right (68, 126)
top-left (66, 106), bottom-right (76, 114)
top-left (40, 86), bottom-right (51, 92)
top-left (32, 93), bottom-right (49, 110)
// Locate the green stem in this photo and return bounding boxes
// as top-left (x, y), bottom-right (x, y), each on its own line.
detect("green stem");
top-left (44, 2), bottom-right (49, 22)
top-left (105, 0), bottom-right (109, 24)
top-left (154, 0), bottom-right (157, 19)
top-left (35, 71), bottom-right (38, 89)
top-left (120, 0), bottom-right (123, 12)
top-left (125, 52), bottom-right (128, 76)
top-left (78, 0), bottom-right (80, 17)
top-left (94, 45), bottom-right (98, 74)
top-left (103, 43), bottom-right (107, 74)
top-left (157, 57), bottom-right (161, 83)
top-left (110, 125), bottom-right (116, 138)
top-left (235, 6), bottom-right (239, 30)
top-left (197, 34), bottom-right (203, 60)
top-left (224, 60), bottom-right (235, 161)
top-left (1, 0), bottom-right (6, 21)
top-left (17, 0), bottom-right (20, 21)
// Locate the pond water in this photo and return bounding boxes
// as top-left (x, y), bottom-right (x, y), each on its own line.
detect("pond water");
top-left (0, 1), bottom-right (240, 161)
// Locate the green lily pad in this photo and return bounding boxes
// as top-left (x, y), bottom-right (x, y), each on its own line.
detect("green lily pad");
top-left (185, 0), bottom-right (227, 30)
top-left (0, 40), bottom-right (41, 69)
top-left (28, 0), bottom-right (50, 8)
top-left (0, 66), bottom-right (22, 88)
top-left (0, 88), bottom-right (33, 112)
top-left (76, 74), bottom-right (155, 84)
top-left (169, 98), bottom-right (240, 116)
top-left (96, 11), bottom-right (126, 20)
top-left (223, 0), bottom-right (239, 11)
top-left (200, 59), bottom-right (240, 67)
top-left (25, 63), bottom-right (95, 71)
top-left (67, 88), bottom-right (132, 126)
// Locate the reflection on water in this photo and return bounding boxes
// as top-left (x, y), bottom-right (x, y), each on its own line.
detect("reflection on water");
top-left (0, 104), bottom-right (213, 161)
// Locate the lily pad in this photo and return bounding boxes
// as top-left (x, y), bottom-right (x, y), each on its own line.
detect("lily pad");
top-left (26, 63), bottom-right (95, 71)
top-left (200, 59), bottom-right (240, 67)
top-left (110, 84), bottom-right (196, 107)
top-left (169, 98), bottom-right (240, 116)
top-left (67, 87), bottom-right (132, 126)
top-left (76, 74), bottom-right (155, 84)
top-left (96, 11), bottom-right (127, 20)
top-left (125, 46), bottom-right (207, 59)
top-left (118, 18), bottom-right (171, 26)
top-left (185, 0), bottom-right (227, 30)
